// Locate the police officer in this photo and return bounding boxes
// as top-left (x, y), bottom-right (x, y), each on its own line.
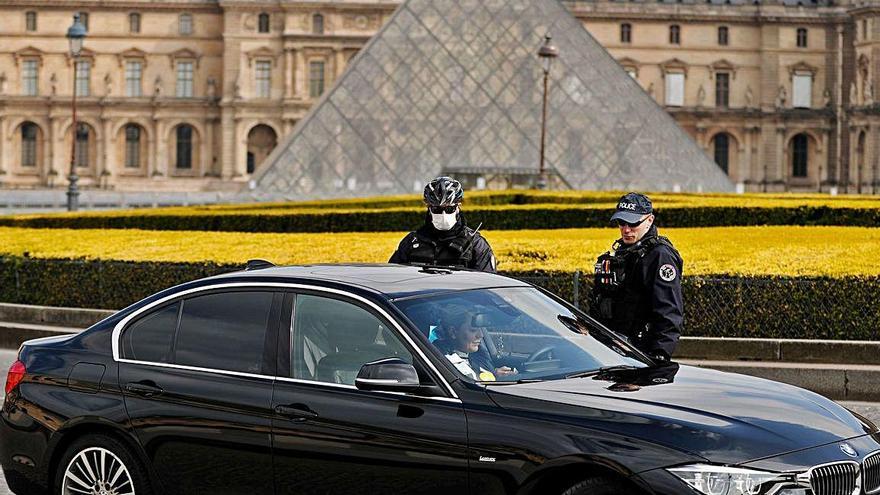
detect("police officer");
top-left (589, 192), bottom-right (684, 361)
top-left (389, 176), bottom-right (497, 272)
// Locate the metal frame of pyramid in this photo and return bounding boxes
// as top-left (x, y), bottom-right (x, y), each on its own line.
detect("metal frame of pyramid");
top-left (244, 0), bottom-right (733, 200)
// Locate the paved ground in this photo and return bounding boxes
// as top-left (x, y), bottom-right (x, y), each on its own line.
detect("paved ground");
top-left (0, 350), bottom-right (877, 495)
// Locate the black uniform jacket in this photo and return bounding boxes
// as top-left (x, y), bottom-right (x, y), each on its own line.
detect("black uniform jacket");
top-left (592, 226), bottom-right (684, 358)
top-left (389, 215), bottom-right (496, 273)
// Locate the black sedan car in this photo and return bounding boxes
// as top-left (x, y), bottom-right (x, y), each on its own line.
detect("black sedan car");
top-left (2, 264), bottom-right (879, 495)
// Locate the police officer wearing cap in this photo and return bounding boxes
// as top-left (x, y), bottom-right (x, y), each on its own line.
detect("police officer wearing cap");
top-left (589, 192), bottom-right (684, 361)
top-left (390, 176), bottom-right (497, 272)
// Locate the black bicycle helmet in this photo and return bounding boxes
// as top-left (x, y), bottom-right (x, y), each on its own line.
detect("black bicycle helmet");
top-left (423, 176), bottom-right (464, 207)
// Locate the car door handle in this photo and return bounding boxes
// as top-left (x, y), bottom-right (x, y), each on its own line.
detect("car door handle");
top-left (124, 381), bottom-right (164, 398)
top-left (274, 404), bottom-right (318, 422)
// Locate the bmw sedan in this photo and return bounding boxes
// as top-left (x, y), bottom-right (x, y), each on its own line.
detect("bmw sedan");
top-left (2, 263), bottom-right (879, 495)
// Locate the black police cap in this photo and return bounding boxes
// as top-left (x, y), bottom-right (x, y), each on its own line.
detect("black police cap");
top-left (610, 192), bottom-right (653, 224)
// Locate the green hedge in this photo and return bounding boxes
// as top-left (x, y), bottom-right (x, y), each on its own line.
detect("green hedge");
top-left (1, 205), bottom-right (879, 233)
top-left (1, 255), bottom-right (877, 340)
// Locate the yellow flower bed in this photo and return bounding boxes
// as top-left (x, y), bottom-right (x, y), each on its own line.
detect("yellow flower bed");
top-left (2, 226), bottom-right (877, 277)
top-left (7, 190), bottom-right (880, 221)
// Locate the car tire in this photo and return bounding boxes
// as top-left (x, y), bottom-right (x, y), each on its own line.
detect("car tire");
top-left (561, 476), bottom-right (632, 495)
top-left (55, 433), bottom-right (153, 495)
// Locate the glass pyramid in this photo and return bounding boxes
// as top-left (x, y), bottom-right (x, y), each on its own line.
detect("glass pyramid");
top-left (245, 0), bottom-right (733, 200)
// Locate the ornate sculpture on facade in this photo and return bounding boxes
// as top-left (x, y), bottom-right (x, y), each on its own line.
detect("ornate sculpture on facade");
top-left (104, 73), bottom-right (112, 97)
top-left (207, 77), bottom-right (217, 100)
top-left (745, 86), bottom-right (754, 108)
top-left (50, 73), bottom-right (58, 96)
top-left (0, 73), bottom-right (6, 96)
top-left (823, 88), bottom-right (832, 108)
top-left (697, 85), bottom-right (706, 107)
top-left (775, 86), bottom-right (787, 108)
top-left (234, 74), bottom-right (242, 99)
top-left (850, 82), bottom-right (858, 106)
top-left (647, 82), bottom-right (655, 100)
top-left (153, 76), bottom-right (162, 97)
top-left (865, 81), bottom-right (874, 106)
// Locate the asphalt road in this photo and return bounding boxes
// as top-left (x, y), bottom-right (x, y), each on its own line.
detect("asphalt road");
top-left (0, 349), bottom-right (878, 495)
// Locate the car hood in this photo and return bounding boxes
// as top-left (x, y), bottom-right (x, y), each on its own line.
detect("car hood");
top-left (486, 363), bottom-right (874, 465)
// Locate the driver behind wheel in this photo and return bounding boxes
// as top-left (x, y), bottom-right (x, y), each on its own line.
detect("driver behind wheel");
top-left (434, 308), bottom-right (515, 381)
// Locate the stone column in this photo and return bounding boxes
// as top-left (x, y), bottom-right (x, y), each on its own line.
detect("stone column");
top-left (204, 118), bottom-right (215, 177)
top-left (0, 116), bottom-right (6, 178)
top-left (871, 124), bottom-right (879, 192)
top-left (46, 116), bottom-right (56, 180)
top-left (146, 124), bottom-right (156, 178)
top-left (101, 118), bottom-right (113, 180)
top-left (234, 117), bottom-right (247, 177)
top-left (334, 48), bottom-right (346, 79)
top-left (221, 110), bottom-right (235, 179)
top-left (295, 49), bottom-right (306, 98)
top-left (285, 49), bottom-right (295, 99)
top-left (153, 119), bottom-right (166, 178)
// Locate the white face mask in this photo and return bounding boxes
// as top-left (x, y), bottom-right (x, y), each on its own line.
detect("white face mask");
top-left (431, 211), bottom-right (458, 231)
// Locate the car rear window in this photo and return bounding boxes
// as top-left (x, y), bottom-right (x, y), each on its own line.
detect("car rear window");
top-left (173, 291), bottom-right (274, 374)
top-left (121, 302), bottom-right (180, 363)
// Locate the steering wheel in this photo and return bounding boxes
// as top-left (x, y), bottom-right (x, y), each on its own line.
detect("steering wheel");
top-left (524, 345), bottom-right (556, 364)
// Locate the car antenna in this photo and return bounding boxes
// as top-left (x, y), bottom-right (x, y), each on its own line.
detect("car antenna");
top-left (246, 259), bottom-right (276, 271)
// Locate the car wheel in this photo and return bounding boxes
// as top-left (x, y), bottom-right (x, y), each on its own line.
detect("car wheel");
top-left (561, 476), bottom-right (631, 495)
top-left (55, 434), bottom-right (153, 495)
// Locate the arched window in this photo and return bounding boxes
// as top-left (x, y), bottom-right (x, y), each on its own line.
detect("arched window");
top-left (21, 122), bottom-right (38, 167)
top-left (792, 134), bottom-right (809, 178)
top-left (247, 124), bottom-right (278, 174)
top-left (796, 27), bottom-right (808, 48)
top-left (75, 124), bottom-right (90, 168)
top-left (718, 26), bottom-right (729, 46)
top-left (713, 133), bottom-right (730, 174)
top-left (669, 25), bottom-right (681, 45)
top-left (258, 13), bottom-right (270, 33)
top-left (125, 125), bottom-right (141, 168)
top-left (312, 13), bottom-right (324, 35)
top-left (176, 125), bottom-right (193, 169)
top-left (620, 23), bottom-right (632, 43)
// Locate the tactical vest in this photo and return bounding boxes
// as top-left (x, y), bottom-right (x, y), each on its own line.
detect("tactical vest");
top-left (592, 235), bottom-right (674, 322)
top-left (405, 229), bottom-right (476, 267)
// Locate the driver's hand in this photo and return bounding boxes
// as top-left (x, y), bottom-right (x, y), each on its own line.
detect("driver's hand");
top-left (495, 366), bottom-right (517, 377)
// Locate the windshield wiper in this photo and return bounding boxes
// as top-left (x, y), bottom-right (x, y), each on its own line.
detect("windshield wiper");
top-left (565, 365), bottom-right (638, 379)
top-left (481, 378), bottom-right (544, 385)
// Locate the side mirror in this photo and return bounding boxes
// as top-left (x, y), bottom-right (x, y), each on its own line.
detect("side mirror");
top-left (355, 358), bottom-right (421, 393)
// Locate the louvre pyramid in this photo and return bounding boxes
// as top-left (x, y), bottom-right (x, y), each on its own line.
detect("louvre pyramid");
top-left (245, 0), bottom-right (733, 200)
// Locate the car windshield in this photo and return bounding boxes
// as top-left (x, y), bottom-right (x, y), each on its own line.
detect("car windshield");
top-left (394, 287), bottom-right (649, 383)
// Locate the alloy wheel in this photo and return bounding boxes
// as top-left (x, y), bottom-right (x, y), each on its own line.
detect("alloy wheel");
top-left (61, 447), bottom-right (135, 495)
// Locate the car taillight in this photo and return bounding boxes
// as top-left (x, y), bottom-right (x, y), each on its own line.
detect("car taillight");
top-left (5, 360), bottom-right (26, 395)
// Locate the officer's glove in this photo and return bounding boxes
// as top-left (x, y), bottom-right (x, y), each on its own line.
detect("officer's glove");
top-left (649, 351), bottom-right (670, 363)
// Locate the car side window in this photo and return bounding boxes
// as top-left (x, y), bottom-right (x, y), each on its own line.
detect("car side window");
top-left (292, 294), bottom-right (413, 386)
top-left (174, 291), bottom-right (275, 374)
top-left (121, 302), bottom-right (180, 362)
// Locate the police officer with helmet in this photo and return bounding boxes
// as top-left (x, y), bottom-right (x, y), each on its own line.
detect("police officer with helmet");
top-left (589, 192), bottom-right (684, 362)
top-left (389, 176), bottom-right (497, 272)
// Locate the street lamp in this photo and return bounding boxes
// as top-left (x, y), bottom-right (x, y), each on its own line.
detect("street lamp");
top-left (66, 14), bottom-right (86, 212)
top-left (537, 34), bottom-right (559, 190)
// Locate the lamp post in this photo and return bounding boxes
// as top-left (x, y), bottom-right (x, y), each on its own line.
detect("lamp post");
top-left (537, 34), bottom-right (559, 190)
top-left (66, 14), bottom-right (86, 212)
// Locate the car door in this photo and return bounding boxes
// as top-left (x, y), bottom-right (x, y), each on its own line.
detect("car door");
top-left (271, 290), bottom-right (469, 495)
top-left (118, 287), bottom-right (281, 495)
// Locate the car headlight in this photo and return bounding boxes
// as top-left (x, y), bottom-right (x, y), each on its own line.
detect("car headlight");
top-left (667, 464), bottom-right (804, 495)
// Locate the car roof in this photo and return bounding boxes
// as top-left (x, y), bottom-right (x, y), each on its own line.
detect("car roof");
top-left (207, 263), bottom-right (532, 300)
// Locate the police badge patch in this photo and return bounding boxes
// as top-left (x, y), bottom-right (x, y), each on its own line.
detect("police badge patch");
top-left (659, 264), bottom-right (677, 282)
